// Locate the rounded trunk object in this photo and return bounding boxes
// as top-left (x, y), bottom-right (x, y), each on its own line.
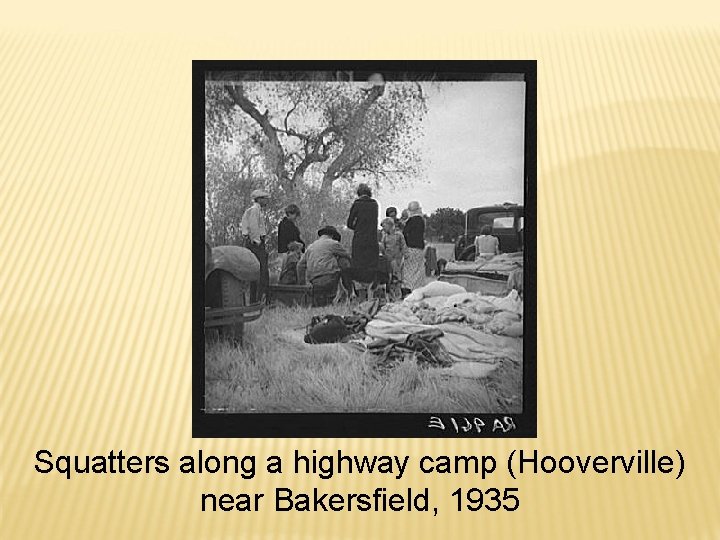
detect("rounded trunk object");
top-left (211, 245), bottom-right (261, 282)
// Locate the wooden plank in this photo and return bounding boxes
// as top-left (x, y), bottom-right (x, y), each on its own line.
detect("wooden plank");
top-left (205, 318), bottom-right (245, 328)
top-left (204, 304), bottom-right (262, 327)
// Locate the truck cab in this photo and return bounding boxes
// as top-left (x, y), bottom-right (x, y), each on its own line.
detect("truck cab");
top-left (454, 203), bottom-right (524, 260)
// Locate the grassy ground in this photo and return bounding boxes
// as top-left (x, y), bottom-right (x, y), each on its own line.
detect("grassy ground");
top-left (205, 303), bottom-right (522, 414)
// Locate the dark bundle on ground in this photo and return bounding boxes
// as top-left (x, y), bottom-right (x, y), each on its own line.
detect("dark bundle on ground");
top-left (304, 315), bottom-right (352, 344)
top-left (368, 327), bottom-right (452, 372)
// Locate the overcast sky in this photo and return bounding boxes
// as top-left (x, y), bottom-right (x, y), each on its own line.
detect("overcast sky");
top-left (375, 81), bottom-right (526, 215)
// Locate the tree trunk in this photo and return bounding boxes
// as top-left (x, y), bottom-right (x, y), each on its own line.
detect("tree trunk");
top-left (225, 84), bottom-right (292, 193)
top-left (290, 161), bottom-right (312, 191)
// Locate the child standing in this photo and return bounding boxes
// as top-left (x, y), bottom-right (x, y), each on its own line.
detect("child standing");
top-left (380, 217), bottom-right (407, 282)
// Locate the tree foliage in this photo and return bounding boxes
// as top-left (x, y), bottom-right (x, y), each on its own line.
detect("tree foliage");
top-left (426, 207), bottom-right (465, 243)
top-left (205, 73), bottom-right (429, 247)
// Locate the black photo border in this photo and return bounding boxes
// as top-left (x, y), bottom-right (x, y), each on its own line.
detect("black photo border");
top-left (193, 60), bottom-right (537, 438)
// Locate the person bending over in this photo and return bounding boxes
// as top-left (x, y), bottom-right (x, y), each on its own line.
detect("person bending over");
top-left (297, 226), bottom-right (352, 306)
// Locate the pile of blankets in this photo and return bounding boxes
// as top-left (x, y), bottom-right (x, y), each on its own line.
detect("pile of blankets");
top-left (302, 281), bottom-right (523, 378)
top-left (370, 281), bottom-right (523, 335)
top-left (364, 281), bottom-right (523, 373)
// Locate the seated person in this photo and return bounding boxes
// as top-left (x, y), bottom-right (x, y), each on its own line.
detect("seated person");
top-left (474, 225), bottom-right (500, 259)
top-left (278, 241), bottom-right (303, 285)
top-left (297, 226), bottom-right (352, 305)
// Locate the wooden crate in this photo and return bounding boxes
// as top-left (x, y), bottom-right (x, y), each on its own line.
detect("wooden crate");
top-left (268, 284), bottom-right (313, 307)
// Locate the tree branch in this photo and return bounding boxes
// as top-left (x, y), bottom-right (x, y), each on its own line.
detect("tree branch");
top-left (321, 84), bottom-right (385, 191)
top-left (284, 103), bottom-right (298, 132)
top-left (276, 127), bottom-right (311, 141)
top-left (225, 83), bottom-right (290, 190)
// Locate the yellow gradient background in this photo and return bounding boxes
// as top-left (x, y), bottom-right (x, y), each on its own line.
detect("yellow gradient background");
top-left (1, 3), bottom-right (718, 539)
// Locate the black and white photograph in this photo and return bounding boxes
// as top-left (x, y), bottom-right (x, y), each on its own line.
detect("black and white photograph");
top-left (193, 61), bottom-right (536, 437)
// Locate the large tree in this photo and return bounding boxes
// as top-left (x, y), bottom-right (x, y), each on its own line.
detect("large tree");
top-left (205, 73), bottom-right (429, 244)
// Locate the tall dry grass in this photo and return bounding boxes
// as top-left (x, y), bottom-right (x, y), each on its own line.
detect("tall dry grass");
top-left (205, 305), bottom-right (522, 414)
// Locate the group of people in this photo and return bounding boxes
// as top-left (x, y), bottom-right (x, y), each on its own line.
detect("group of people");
top-left (239, 184), bottom-right (430, 305)
top-left (378, 200), bottom-right (428, 291)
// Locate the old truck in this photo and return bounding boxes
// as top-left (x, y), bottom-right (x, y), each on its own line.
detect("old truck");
top-left (438, 203), bottom-right (524, 296)
top-left (454, 203), bottom-right (524, 261)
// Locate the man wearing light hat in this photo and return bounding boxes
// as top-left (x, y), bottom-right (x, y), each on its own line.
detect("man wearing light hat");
top-left (241, 189), bottom-right (271, 302)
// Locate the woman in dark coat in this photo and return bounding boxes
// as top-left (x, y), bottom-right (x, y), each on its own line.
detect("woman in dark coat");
top-left (277, 204), bottom-right (304, 254)
top-left (346, 183), bottom-right (379, 283)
